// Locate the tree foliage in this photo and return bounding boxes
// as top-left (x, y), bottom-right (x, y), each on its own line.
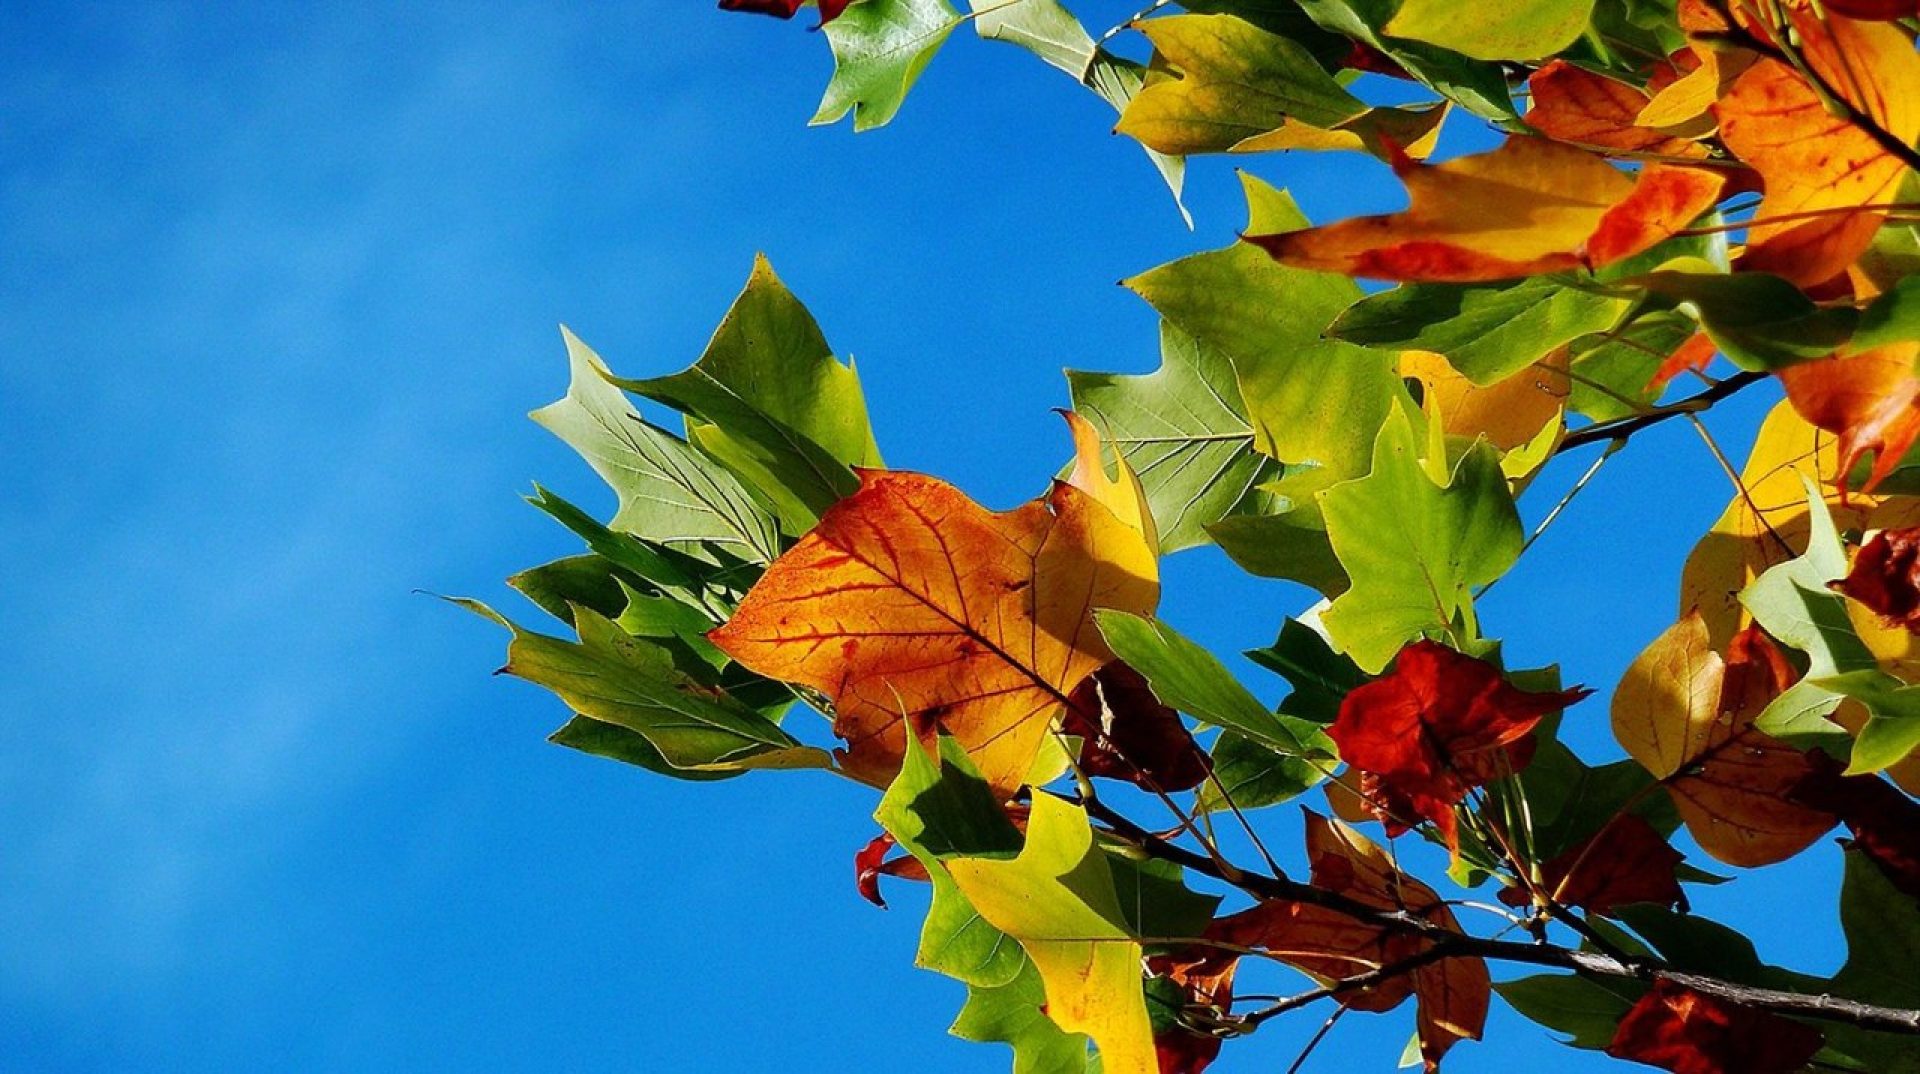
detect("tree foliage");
top-left (468, 1), bottom-right (1920, 1070)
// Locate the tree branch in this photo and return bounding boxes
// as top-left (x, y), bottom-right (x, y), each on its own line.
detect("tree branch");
top-left (1556, 370), bottom-right (1769, 454)
top-left (1075, 794), bottom-right (1920, 1038)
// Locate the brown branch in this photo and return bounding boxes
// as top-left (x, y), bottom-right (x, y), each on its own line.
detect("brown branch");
top-left (1075, 794), bottom-right (1920, 1038)
top-left (1556, 370), bottom-right (1769, 454)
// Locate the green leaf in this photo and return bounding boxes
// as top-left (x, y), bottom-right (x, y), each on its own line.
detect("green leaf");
top-left (1827, 851), bottom-right (1920, 1074)
top-left (1116, 14), bottom-right (1368, 155)
top-left (1320, 400), bottom-right (1523, 672)
top-left (1248, 618), bottom-right (1367, 723)
top-left (950, 959), bottom-right (1092, 1074)
top-left (615, 255), bottom-right (881, 532)
top-left (1095, 610), bottom-right (1336, 764)
top-left (1386, 0), bottom-right (1597, 61)
top-left (1565, 311), bottom-right (1696, 422)
top-left (1295, 0), bottom-right (1519, 120)
top-left (1205, 484), bottom-right (1350, 596)
top-left (1743, 481), bottom-right (1879, 746)
top-left (547, 714), bottom-right (737, 782)
top-left (1496, 973), bottom-right (1639, 1049)
top-left (508, 554), bottom-right (642, 626)
top-left (527, 485), bottom-right (760, 613)
top-left (875, 736), bottom-right (1029, 988)
top-left (1196, 731), bottom-right (1325, 812)
top-left (1637, 269), bottom-right (1857, 371)
top-left (1130, 176), bottom-right (1397, 488)
top-left (1327, 278), bottom-right (1629, 386)
top-left (462, 600), bottom-right (808, 776)
top-left (533, 329), bottom-right (782, 561)
top-left (812, 0), bottom-right (962, 131)
top-left (1814, 671), bottom-right (1920, 775)
top-left (1067, 323), bottom-right (1277, 553)
top-left (1851, 274), bottom-right (1920, 351)
top-left (1104, 853), bottom-right (1222, 940)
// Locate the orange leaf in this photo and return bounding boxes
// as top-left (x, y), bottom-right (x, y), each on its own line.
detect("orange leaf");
top-left (1247, 138), bottom-right (1724, 283)
top-left (710, 431), bottom-right (1159, 795)
top-left (1716, 9), bottom-right (1920, 287)
top-left (1525, 60), bottom-right (1709, 159)
top-left (1778, 343), bottom-right (1920, 496)
top-left (1209, 812), bottom-right (1489, 1072)
top-left (1330, 640), bottom-right (1590, 850)
top-left (1613, 615), bottom-right (1835, 866)
top-left (1647, 331), bottom-right (1718, 393)
top-left (1606, 979), bottom-right (1824, 1074)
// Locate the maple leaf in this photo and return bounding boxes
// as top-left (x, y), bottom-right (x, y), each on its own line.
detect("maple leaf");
top-left (1061, 661), bottom-right (1212, 792)
top-left (1524, 59), bottom-right (1708, 160)
top-left (1399, 349), bottom-right (1569, 452)
top-left (1497, 814), bottom-right (1687, 917)
top-left (1834, 524), bottom-right (1920, 633)
top-left (710, 420), bottom-right (1158, 795)
top-left (1331, 640), bottom-right (1590, 849)
top-left (1613, 615), bottom-right (1836, 866)
top-left (1777, 343), bottom-right (1920, 496)
top-left (1207, 811), bottom-right (1490, 1072)
top-left (1715, 7), bottom-right (1920, 288)
top-left (1246, 138), bottom-right (1724, 283)
top-left (1605, 978), bottom-right (1824, 1074)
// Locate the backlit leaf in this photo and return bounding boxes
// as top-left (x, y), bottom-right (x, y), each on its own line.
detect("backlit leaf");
top-left (811, 0), bottom-right (961, 131)
top-left (1386, 0), bottom-right (1595, 61)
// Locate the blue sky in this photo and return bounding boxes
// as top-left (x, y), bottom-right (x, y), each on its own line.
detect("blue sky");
top-left (0, 3), bottom-right (1844, 1071)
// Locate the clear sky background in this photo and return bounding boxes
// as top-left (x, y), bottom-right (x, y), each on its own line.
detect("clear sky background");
top-left (0, 3), bottom-right (1842, 1072)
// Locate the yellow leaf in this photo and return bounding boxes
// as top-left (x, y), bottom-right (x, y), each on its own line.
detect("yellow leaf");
top-left (1400, 348), bottom-right (1569, 452)
top-left (946, 795), bottom-right (1157, 1074)
top-left (1612, 613), bottom-right (1833, 866)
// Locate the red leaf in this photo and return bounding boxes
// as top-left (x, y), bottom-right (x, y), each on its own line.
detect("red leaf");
top-left (1063, 661), bottom-right (1213, 793)
top-left (1606, 979), bottom-right (1823, 1074)
top-left (1793, 755), bottom-right (1920, 899)
top-left (717, 0), bottom-right (852, 24)
top-left (853, 832), bottom-right (929, 909)
top-left (1822, 0), bottom-right (1918, 18)
top-left (1833, 525), bottom-right (1920, 633)
top-left (1498, 814), bottom-right (1687, 917)
top-left (1145, 946), bottom-right (1237, 1074)
top-left (1330, 641), bottom-right (1591, 849)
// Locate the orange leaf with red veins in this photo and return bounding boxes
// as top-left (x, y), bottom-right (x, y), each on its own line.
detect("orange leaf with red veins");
top-left (1498, 814), bottom-right (1687, 916)
top-left (1525, 60), bottom-right (1709, 159)
top-left (1716, 9), bottom-right (1920, 288)
top-left (1606, 979), bottom-right (1824, 1074)
top-left (1613, 615), bottom-right (1835, 866)
top-left (710, 433), bottom-right (1159, 796)
top-left (1778, 343), bottom-right (1920, 496)
top-left (1246, 138), bottom-right (1724, 283)
top-left (1329, 640), bottom-right (1591, 849)
top-left (1835, 524), bottom-right (1920, 632)
top-left (1211, 812), bottom-right (1489, 1072)
top-left (1062, 661), bottom-right (1211, 792)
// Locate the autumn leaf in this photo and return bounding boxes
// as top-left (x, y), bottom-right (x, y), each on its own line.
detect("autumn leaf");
top-left (1834, 524), bottom-right (1920, 633)
top-left (1647, 331), bottom-right (1718, 393)
top-left (1605, 978), bottom-right (1824, 1074)
top-left (1207, 811), bottom-right (1490, 1071)
top-left (1525, 59), bottom-right (1708, 160)
top-left (1497, 814), bottom-right (1687, 917)
top-left (1247, 138), bottom-right (1725, 283)
top-left (1061, 661), bottom-right (1212, 792)
top-left (1777, 343), bottom-right (1920, 495)
top-left (945, 795), bottom-right (1158, 1074)
top-left (1613, 614), bottom-right (1834, 866)
top-left (854, 831), bottom-right (930, 908)
top-left (1399, 348), bottom-right (1569, 451)
top-left (719, 0), bottom-right (852, 22)
top-left (1331, 640), bottom-right (1590, 849)
top-left (710, 420), bottom-right (1158, 795)
top-left (1715, 7), bottom-right (1920, 288)
top-left (1792, 754), bottom-right (1920, 900)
